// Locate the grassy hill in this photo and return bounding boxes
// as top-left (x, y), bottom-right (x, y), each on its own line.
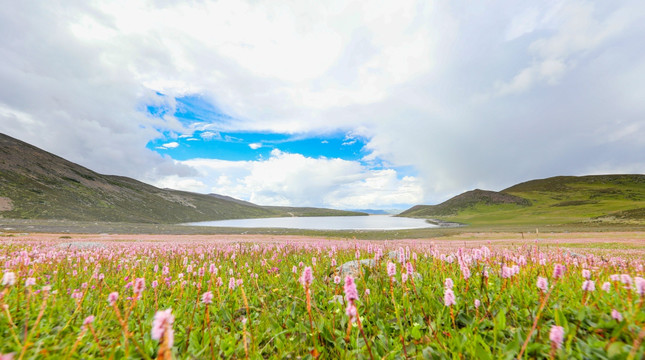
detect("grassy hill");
top-left (399, 175), bottom-right (645, 226)
top-left (0, 133), bottom-right (364, 223)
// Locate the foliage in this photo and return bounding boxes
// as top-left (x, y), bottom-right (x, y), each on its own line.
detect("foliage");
top-left (1, 237), bottom-right (644, 359)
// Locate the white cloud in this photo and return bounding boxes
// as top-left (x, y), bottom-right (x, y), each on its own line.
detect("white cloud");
top-left (1, 0), bottom-right (644, 208)
top-left (248, 143), bottom-right (262, 150)
top-left (161, 142), bottom-right (179, 149)
top-left (153, 150), bottom-right (423, 209)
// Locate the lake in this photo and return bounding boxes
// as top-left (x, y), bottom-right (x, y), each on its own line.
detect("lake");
top-left (184, 215), bottom-right (438, 230)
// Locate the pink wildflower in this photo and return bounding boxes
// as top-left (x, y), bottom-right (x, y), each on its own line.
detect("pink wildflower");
top-left (2, 272), bottom-right (15, 286)
top-left (25, 277), bottom-right (36, 287)
top-left (610, 274), bottom-right (620, 282)
top-left (444, 278), bottom-right (454, 290)
top-left (582, 280), bottom-right (595, 292)
top-left (398, 247), bottom-right (405, 263)
top-left (201, 291), bottom-right (214, 304)
top-left (401, 273), bottom-right (408, 283)
top-left (333, 275), bottom-right (341, 284)
top-left (151, 280), bottom-right (158, 288)
top-left (345, 302), bottom-right (357, 322)
top-left (228, 277), bottom-right (236, 290)
top-left (387, 262), bottom-right (396, 277)
top-left (620, 274), bottom-right (632, 285)
top-left (108, 292), bottom-right (118, 305)
top-left (133, 278), bottom-right (145, 295)
top-left (633, 277), bottom-right (645, 296)
top-left (209, 264), bottom-right (217, 274)
top-left (344, 275), bottom-right (358, 302)
top-left (501, 266), bottom-right (512, 279)
top-left (236, 278), bottom-right (243, 287)
top-left (549, 325), bottom-right (564, 349)
top-left (553, 264), bottom-right (565, 279)
top-left (474, 299), bottom-right (481, 308)
top-left (601, 282), bottom-right (611, 292)
top-left (300, 266), bottom-right (313, 289)
top-left (331, 258), bottom-right (337, 267)
top-left (582, 269), bottom-right (591, 279)
top-left (537, 277), bottom-right (548, 293)
top-left (611, 309), bottom-right (623, 321)
top-left (151, 309), bottom-right (174, 347)
top-left (83, 315), bottom-right (95, 330)
top-left (444, 288), bottom-right (456, 307)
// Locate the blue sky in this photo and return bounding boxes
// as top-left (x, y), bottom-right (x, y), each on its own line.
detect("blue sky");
top-left (1, 0), bottom-right (644, 210)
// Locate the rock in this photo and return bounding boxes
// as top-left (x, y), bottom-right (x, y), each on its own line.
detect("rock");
top-left (57, 242), bottom-right (105, 249)
top-left (337, 259), bottom-right (376, 278)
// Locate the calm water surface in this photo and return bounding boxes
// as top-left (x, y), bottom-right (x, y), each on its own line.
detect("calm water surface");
top-left (185, 215), bottom-right (437, 230)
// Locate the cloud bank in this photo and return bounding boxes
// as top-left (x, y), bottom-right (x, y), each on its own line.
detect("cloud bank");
top-left (1, 0), bottom-right (644, 208)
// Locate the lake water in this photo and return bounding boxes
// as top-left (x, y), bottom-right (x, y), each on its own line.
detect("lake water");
top-left (185, 215), bottom-right (438, 230)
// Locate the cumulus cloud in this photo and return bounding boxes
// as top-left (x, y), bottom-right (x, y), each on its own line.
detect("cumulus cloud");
top-left (153, 150), bottom-right (423, 209)
top-left (1, 0), bottom-right (644, 207)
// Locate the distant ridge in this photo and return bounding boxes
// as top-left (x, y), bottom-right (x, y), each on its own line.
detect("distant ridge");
top-left (399, 175), bottom-right (645, 225)
top-left (399, 189), bottom-right (531, 217)
top-left (0, 133), bottom-right (365, 223)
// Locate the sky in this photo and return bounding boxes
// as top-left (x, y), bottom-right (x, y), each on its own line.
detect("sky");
top-left (1, 0), bottom-right (644, 210)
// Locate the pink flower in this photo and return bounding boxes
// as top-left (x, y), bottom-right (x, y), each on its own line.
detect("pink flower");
top-left (536, 277), bottom-right (548, 293)
top-left (501, 266), bottom-right (512, 279)
top-left (209, 264), bottom-right (217, 274)
top-left (108, 292), bottom-right (118, 305)
top-left (345, 302), bottom-right (357, 323)
top-left (292, 266), bottom-right (297, 274)
top-left (0, 353), bottom-right (14, 360)
top-left (582, 280), bottom-right (595, 292)
top-left (201, 291), bottom-right (214, 304)
top-left (398, 247), bottom-right (405, 263)
top-left (151, 280), bottom-right (158, 288)
top-left (610, 274), bottom-right (620, 282)
top-left (582, 269), bottom-right (591, 279)
top-left (236, 278), bottom-right (243, 287)
top-left (300, 266), bottom-right (313, 289)
top-left (611, 309), bottom-right (623, 321)
top-left (406, 262), bottom-right (414, 274)
top-left (228, 277), bottom-right (236, 290)
top-left (461, 264), bottom-right (471, 280)
top-left (401, 273), bottom-right (408, 283)
top-left (549, 325), bottom-right (564, 349)
top-left (553, 264), bottom-right (565, 279)
top-left (601, 282), bottom-right (611, 292)
top-left (331, 258), bottom-right (337, 267)
top-left (333, 275), bottom-right (341, 285)
top-left (444, 288), bottom-right (456, 307)
top-left (444, 278), bottom-right (454, 290)
top-left (83, 315), bottom-right (95, 329)
top-left (133, 278), bottom-right (145, 295)
top-left (474, 299), bottom-right (481, 308)
top-left (634, 277), bottom-right (645, 296)
top-left (2, 272), bottom-right (15, 286)
top-left (151, 309), bottom-right (174, 348)
top-left (620, 274), bottom-right (632, 285)
top-left (365, 288), bottom-right (370, 296)
top-left (344, 275), bottom-right (358, 302)
top-left (387, 262), bottom-right (396, 277)
top-left (25, 277), bottom-right (36, 287)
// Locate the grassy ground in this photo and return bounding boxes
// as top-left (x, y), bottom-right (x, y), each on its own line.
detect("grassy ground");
top-left (2, 218), bottom-right (644, 240)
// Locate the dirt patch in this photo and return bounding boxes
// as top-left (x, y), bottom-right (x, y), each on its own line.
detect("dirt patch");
top-left (0, 197), bottom-right (13, 211)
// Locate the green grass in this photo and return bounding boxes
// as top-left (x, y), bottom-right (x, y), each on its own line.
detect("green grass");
top-left (402, 175), bottom-right (645, 227)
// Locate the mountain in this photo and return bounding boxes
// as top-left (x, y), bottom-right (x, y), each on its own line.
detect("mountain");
top-left (0, 133), bottom-right (364, 223)
top-left (399, 175), bottom-right (645, 226)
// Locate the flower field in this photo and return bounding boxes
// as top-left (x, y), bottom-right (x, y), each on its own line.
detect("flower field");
top-left (1, 235), bottom-right (644, 359)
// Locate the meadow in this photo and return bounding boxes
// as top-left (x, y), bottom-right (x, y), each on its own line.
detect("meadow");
top-left (1, 234), bottom-right (644, 359)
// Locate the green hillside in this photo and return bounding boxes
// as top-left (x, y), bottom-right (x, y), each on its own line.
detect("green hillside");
top-left (400, 175), bottom-right (645, 226)
top-left (0, 133), bottom-right (364, 223)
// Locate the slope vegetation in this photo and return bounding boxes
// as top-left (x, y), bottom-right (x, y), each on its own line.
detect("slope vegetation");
top-left (400, 175), bottom-right (645, 226)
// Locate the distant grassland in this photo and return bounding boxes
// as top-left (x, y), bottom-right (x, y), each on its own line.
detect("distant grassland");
top-left (401, 175), bottom-right (645, 227)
